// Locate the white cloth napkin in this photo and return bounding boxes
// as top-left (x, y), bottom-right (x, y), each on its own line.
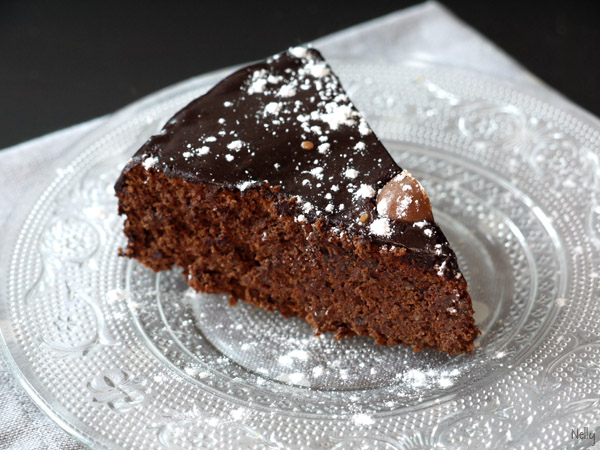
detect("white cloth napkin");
top-left (0, 2), bottom-right (582, 448)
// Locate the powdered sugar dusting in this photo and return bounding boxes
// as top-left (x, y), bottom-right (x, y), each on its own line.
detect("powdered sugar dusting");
top-left (288, 46), bottom-right (309, 59)
top-left (309, 167), bottom-right (324, 179)
top-left (277, 84), bottom-right (297, 98)
top-left (358, 120), bottom-right (372, 136)
top-left (403, 369), bottom-right (427, 387)
top-left (401, 367), bottom-right (462, 390)
top-left (306, 61), bottom-right (330, 78)
top-left (354, 142), bottom-right (366, 151)
top-left (276, 372), bottom-right (310, 387)
top-left (227, 140), bottom-right (244, 150)
top-left (354, 184), bottom-right (376, 199)
top-left (437, 261), bottom-right (448, 276)
top-left (302, 202), bottom-right (313, 214)
top-left (352, 413), bottom-right (375, 426)
top-left (318, 102), bottom-right (360, 130)
top-left (343, 168), bottom-right (359, 179)
top-left (264, 102), bottom-right (283, 115)
top-left (370, 218), bottom-right (391, 237)
top-left (237, 181), bottom-right (255, 191)
top-left (142, 155), bottom-right (159, 169)
top-left (106, 289), bottom-right (126, 305)
top-left (248, 69), bottom-right (268, 94)
top-left (317, 143), bottom-right (330, 154)
top-left (230, 408), bottom-right (247, 421)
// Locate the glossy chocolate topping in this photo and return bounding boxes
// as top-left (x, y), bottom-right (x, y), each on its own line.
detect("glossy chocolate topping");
top-left (115, 47), bottom-right (461, 278)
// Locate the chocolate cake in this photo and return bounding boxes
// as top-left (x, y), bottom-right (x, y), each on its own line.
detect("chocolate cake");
top-left (115, 47), bottom-right (479, 354)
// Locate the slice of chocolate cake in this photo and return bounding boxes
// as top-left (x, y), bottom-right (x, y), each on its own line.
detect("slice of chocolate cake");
top-left (115, 47), bottom-right (479, 354)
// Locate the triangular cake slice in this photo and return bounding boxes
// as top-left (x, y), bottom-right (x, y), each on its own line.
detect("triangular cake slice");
top-left (115, 47), bottom-right (479, 354)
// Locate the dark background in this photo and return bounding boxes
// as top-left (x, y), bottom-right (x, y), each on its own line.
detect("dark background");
top-left (1, 0), bottom-right (598, 149)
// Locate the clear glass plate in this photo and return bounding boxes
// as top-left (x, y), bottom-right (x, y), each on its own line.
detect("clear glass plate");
top-left (1, 61), bottom-right (599, 449)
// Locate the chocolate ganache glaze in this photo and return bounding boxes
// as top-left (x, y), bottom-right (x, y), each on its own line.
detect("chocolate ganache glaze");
top-left (115, 47), bottom-right (461, 279)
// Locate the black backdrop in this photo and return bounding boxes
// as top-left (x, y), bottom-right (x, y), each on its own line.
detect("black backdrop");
top-left (1, 0), bottom-right (598, 149)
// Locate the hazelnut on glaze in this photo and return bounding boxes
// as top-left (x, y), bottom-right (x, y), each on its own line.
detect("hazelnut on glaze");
top-left (376, 170), bottom-right (434, 223)
top-left (301, 140), bottom-right (314, 150)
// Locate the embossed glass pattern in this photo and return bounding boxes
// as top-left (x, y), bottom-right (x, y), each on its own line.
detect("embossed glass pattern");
top-left (1, 62), bottom-right (599, 449)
